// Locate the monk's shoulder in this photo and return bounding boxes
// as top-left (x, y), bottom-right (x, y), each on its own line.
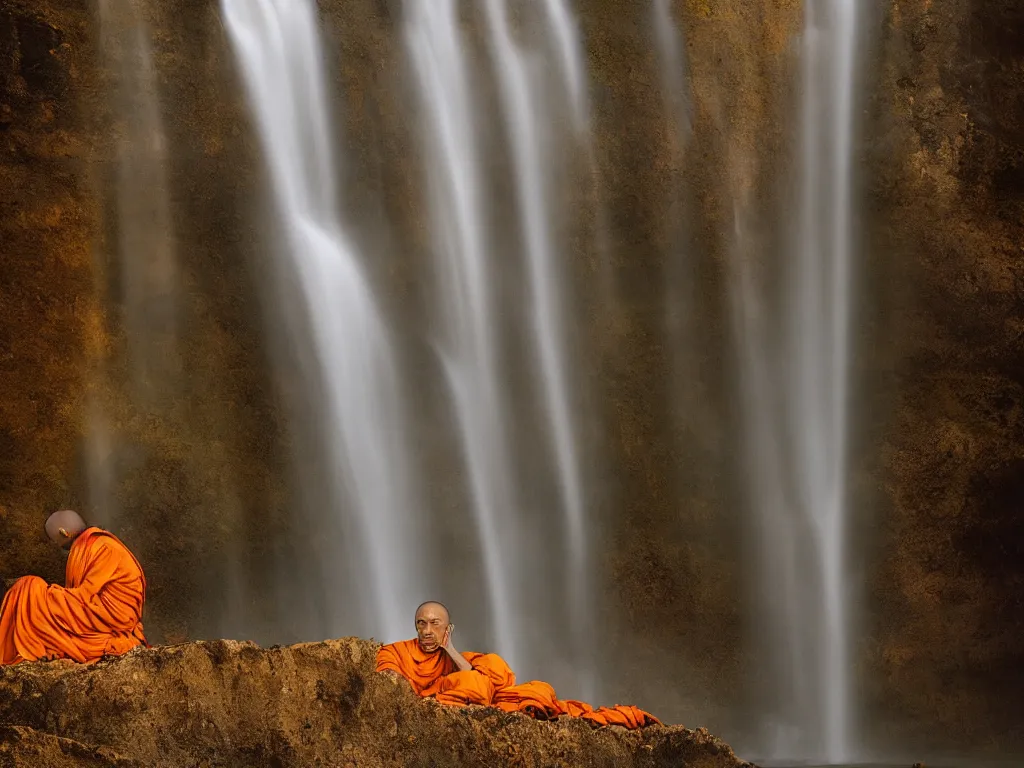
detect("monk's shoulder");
top-left (87, 532), bottom-right (143, 575)
top-left (376, 638), bottom-right (413, 659)
top-left (82, 531), bottom-right (119, 558)
top-left (375, 639), bottom-right (417, 674)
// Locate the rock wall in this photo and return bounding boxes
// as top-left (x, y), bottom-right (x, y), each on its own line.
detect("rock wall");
top-left (0, 0), bottom-right (98, 588)
top-left (0, 0), bottom-right (1021, 758)
top-left (0, 639), bottom-right (751, 768)
top-left (862, 0), bottom-right (1024, 755)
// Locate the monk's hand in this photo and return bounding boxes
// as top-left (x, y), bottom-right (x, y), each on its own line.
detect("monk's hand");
top-left (440, 624), bottom-right (473, 672)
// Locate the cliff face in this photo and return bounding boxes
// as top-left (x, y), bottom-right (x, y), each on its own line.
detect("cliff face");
top-left (0, 1), bottom-right (98, 589)
top-left (0, 0), bottom-right (1022, 758)
top-left (0, 0), bottom-right (303, 646)
top-left (862, 0), bottom-right (1024, 752)
top-left (0, 639), bottom-right (750, 768)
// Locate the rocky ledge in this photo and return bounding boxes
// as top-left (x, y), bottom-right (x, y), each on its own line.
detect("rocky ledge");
top-left (0, 638), bottom-right (751, 767)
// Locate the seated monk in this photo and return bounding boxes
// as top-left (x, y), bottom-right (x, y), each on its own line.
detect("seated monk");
top-left (0, 510), bottom-right (148, 666)
top-left (375, 601), bottom-right (660, 729)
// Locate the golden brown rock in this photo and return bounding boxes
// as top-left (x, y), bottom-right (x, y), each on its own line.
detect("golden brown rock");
top-left (861, 0), bottom-right (1024, 753)
top-left (0, 0), bottom-right (99, 588)
top-left (0, 638), bottom-right (752, 768)
top-left (0, 726), bottom-right (142, 768)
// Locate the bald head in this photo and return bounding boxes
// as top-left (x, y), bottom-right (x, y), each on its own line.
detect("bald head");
top-left (45, 510), bottom-right (86, 549)
top-left (415, 601), bottom-right (449, 622)
top-left (414, 601), bottom-right (450, 653)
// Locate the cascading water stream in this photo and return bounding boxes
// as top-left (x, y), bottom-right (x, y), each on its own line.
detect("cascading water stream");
top-left (86, 0), bottom-right (870, 741)
top-left (220, 0), bottom-right (424, 642)
top-left (482, 0), bottom-right (592, 697)
top-left (728, 0), bottom-right (859, 762)
top-left (404, 1), bottom-right (595, 689)
top-left (404, 1), bottom-right (520, 665)
top-left (538, 0), bottom-right (589, 131)
top-left (791, 0), bottom-right (858, 759)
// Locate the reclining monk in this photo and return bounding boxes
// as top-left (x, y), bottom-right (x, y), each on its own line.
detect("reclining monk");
top-left (0, 510), bottom-right (148, 666)
top-left (376, 601), bottom-right (660, 729)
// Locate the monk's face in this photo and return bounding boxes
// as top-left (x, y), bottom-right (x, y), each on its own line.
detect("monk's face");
top-left (414, 603), bottom-right (449, 653)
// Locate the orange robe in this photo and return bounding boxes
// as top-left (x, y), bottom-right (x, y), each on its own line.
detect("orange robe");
top-left (0, 527), bottom-right (147, 665)
top-left (375, 638), bottom-right (515, 705)
top-left (376, 639), bottom-right (660, 729)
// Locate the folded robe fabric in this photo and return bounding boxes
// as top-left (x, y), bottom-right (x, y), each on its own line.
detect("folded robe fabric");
top-left (375, 638), bottom-right (515, 705)
top-left (494, 680), bottom-right (562, 719)
top-left (582, 704), bottom-right (660, 729)
top-left (376, 639), bottom-right (661, 729)
top-left (0, 527), bottom-right (147, 665)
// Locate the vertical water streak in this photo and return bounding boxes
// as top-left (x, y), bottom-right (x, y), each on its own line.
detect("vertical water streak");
top-left (94, 0), bottom-right (179, 532)
top-left (220, 0), bottom-right (423, 642)
top-left (482, 0), bottom-right (592, 696)
top-left (651, 0), bottom-right (696, 405)
top-left (730, 197), bottom-right (816, 757)
top-left (651, 0), bottom-right (693, 139)
top-left (538, 0), bottom-right (589, 131)
top-left (801, 0), bottom-right (856, 758)
top-left (541, 0), bottom-right (612, 308)
top-left (732, 0), bottom-right (858, 761)
top-left (403, 1), bottom-right (520, 663)
top-left (99, 0), bottom-right (179, 392)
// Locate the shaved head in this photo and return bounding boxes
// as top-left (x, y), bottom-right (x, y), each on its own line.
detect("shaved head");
top-left (415, 601), bottom-right (449, 622)
top-left (414, 601), bottom-right (450, 653)
top-left (45, 510), bottom-right (86, 548)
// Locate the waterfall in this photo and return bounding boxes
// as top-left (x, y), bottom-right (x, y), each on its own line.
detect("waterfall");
top-left (405, 1), bottom-right (594, 691)
top-left (89, 0), bottom-right (871, 737)
top-left (481, 0), bottom-right (592, 696)
top-left (731, 0), bottom-right (860, 762)
top-left (404, 0), bottom-right (521, 666)
top-left (220, 0), bottom-right (425, 642)
top-left (792, 1), bottom-right (858, 759)
top-left (538, 0), bottom-right (589, 131)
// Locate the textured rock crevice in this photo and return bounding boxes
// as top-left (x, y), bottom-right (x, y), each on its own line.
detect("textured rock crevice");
top-left (0, 639), bottom-right (751, 768)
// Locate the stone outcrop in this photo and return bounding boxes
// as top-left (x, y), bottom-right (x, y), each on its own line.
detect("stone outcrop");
top-left (0, 639), bottom-right (751, 768)
top-left (0, 726), bottom-right (142, 768)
